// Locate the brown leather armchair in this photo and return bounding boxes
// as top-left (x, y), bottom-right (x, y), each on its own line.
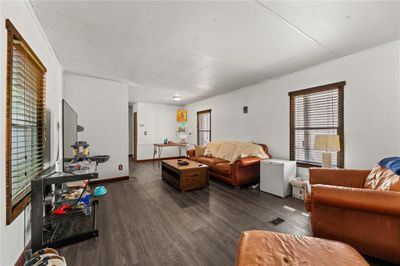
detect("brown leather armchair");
top-left (187, 144), bottom-right (270, 188)
top-left (305, 168), bottom-right (400, 264)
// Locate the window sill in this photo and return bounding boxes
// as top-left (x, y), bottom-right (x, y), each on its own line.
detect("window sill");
top-left (295, 162), bottom-right (343, 169)
top-left (296, 162), bottom-right (322, 168)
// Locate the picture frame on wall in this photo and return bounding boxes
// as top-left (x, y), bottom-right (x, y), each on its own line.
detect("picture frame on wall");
top-left (177, 110), bottom-right (187, 122)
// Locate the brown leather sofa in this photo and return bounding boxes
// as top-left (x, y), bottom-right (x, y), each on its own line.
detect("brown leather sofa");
top-left (236, 230), bottom-right (368, 266)
top-left (305, 168), bottom-right (400, 264)
top-left (187, 144), bottom-right (270, 188)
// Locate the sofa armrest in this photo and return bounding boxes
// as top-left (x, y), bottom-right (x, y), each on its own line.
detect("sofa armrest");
top-left (312, 184), bottom-right (400, 216)
top-left (309, 168), bottom-right (370, 188)
top-left (254, 143), bottom-right (272, 159)
top-left (187, 149), bottom-right (195, 158)
top-left (235, 157), bottom-right (261, 167)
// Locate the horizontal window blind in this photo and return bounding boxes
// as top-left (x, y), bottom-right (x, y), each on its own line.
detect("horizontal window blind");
top-left (197, 110), bottom-right (211, 146)
top-left (289, 82), bottom-right (344, 168)
top-left (6, 19), bottom-right (47, 224)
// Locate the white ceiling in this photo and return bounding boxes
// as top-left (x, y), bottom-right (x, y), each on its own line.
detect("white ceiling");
top-left (31, 0), bottom-right (400, 105)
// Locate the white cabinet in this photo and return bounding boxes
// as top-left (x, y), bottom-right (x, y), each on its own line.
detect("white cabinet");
top-left (260, 159), bottom-right (296, 198)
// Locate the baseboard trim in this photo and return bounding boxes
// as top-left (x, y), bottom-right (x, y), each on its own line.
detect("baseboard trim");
top-left (15, 241), bottom-right (31, 266)
top-left (136, 156), bottom-right (186, 162)
top-left (15, 252), bottom-right (25, 266)
top-left (91, 176), bottom-right (129, 185)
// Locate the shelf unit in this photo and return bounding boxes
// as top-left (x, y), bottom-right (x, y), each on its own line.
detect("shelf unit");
top-left (31, 172), bottom-right (99, 252)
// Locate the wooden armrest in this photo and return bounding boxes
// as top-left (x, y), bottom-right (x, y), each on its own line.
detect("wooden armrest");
top-left (312, 184), bottom-right (400, 216)
top-left (309, 168), bottom-right (370, 188)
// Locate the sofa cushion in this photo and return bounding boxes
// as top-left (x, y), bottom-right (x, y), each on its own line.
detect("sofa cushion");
top-left (210, 163), bottom-right (232, 175)
top-left (190, 156), bottom-right (229, 166)
top-left (236, 230), bottom-right (369, 266)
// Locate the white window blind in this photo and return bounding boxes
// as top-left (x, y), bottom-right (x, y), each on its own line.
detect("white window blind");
top-left (289, 82), bottom-right (344, 168)
top-left (197, 110), bottom-right (211, 146)
top-left (6, 19), bottom-right (47, 224)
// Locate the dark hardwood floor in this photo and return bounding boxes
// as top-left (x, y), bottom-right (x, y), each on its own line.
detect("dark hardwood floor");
top-left (59, 160), bottom-right (310, 265)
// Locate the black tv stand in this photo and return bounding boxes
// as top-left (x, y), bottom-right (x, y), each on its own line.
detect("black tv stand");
top-left (31, 171), bottom-right (99, 251)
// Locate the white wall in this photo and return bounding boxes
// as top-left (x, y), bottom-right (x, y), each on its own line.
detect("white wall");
top-left (135, 102), bottom-right (185, 160)
top-left (186, 41), bottom-right (400, 176)
top-left (0, 1), bottom-right (64, 265)
top-left (63, 73), bottom-right (129, 179)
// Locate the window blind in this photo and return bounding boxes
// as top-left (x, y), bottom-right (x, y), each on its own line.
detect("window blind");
top-left (6, 19), bottom-right (47, 224)
top-left (197, 110), bottom-right (211, 146)
top-left (289, 82), bottom-right (344, 168)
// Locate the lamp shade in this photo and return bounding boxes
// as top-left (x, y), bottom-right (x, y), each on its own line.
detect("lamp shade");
top-left (314, 135), bottom-right (340, 152)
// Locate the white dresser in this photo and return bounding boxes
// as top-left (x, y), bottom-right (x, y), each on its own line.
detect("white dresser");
top-left (260, 159), bottom-right (296, 198)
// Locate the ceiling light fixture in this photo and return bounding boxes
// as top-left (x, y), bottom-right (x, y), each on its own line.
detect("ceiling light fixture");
top-left (172, 95), bottom-right (182, 101)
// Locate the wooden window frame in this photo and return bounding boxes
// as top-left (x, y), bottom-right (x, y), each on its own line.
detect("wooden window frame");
top-left (197, 109), bottom-right (211, 146)
top-left (5, 19), bottom-right (47, 224)
top-left (289, 81), bottom-right (345, 168)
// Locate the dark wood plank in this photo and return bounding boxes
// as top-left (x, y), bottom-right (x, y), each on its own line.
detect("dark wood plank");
top-left (58, 160), bottom-right (311, 265)
top-left (58, 160), bottom-right (392, 265)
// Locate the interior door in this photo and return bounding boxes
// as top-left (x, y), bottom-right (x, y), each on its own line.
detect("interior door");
top-left (133, 112), bottom-right (138, 161)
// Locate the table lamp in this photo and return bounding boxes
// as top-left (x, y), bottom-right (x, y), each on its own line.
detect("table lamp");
top-left (314, 135), bottom-right (340, 168)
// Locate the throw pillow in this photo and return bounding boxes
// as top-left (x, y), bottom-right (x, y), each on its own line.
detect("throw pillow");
top-left (364, 157), bottom-right (400, 192)
top-left (194, 145), bottom-right (206, 157)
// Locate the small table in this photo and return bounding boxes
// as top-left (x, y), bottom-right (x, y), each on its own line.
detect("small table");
top-left (153, 143), bottom-right (189, 166)
top-left (161, 159), bottom-right (209, 192)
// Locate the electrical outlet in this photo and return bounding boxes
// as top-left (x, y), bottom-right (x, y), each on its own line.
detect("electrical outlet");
top-left (118, 164), bottom-right (123, 171)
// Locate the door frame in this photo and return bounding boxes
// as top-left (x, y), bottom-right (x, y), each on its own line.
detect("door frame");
top-left (133, 112), bottom-right (138, 161)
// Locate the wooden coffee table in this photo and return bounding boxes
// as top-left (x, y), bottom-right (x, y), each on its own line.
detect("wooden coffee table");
top-left (161, 159), bottom-right (209, 192)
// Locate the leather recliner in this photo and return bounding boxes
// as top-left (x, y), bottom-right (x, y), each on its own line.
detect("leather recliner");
top-left (305, 168), bottom-right (400, 264)
top-left (187, 144), bottom-right (270, 188)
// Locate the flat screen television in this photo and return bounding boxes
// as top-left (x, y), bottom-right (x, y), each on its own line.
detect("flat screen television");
top-left (43, 109), bottom-right (52, 170)
top-left (62, 100), bottom-right (77, 167)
